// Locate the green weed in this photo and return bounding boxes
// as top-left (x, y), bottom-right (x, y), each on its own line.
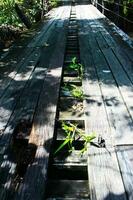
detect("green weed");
top-left (71, 85), bottom-right (83, 99)
top-left (54, 122), bottom-right (96, 155)
top-left (68, 57), bottom-right (83, 79)
top-left (62, 83), bottom-right (84, 100)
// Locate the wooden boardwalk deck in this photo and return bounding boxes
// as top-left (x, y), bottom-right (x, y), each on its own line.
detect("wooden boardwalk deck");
top-left (77, 5), bottom-right (133, 200)
top-left (0, 3), bottom-right (133, 200)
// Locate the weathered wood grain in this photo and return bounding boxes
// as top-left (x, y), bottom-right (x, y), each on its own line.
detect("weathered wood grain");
top-left (77, 5), bottom-right (127, 200)
top-left (90, 5), bottom-right (133, 65)
top-left (94, 50), bottom-right (133, 145)
top-left (85, 6), bottom-right (133, 87)
top-left (0, 3), bottom-right (132, 200)
top-left (88, 146), bottom-right (127, 200)
top-left (86, 12), bottom-right (133, 86)
top-left (77, 5), bottom-right (112, 144)
top-left (0, 5), bottom-right (71, 200)
top-left (102, 48), bottom-right (133, 120)
top-left (14, 6), bottom-right (71, 200)
top-left (78, 5), bottom-right (133, 145)
top-left (0, 47), bottom-right (33, 98)
top-left (0, 6), bottom-right (69, 133)
top-left (0, 22), bottom-right (61, 193)
top-left (116, 145), bottom-right (133, 200)
top-left (0, 48), bottom-right (40, 131)
top-left (86, 5), bottom-right (133, 88)
top-left (99, 16), bottom-right (133, 62)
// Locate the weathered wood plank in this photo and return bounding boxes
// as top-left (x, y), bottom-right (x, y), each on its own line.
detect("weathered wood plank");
top-left (88, 146), bottom-right (127, 200)
top-left (90, 5), bottom-right (133, 62)
top-left (14, 6), bottom-right (71, 200)
top-left (84, 4), bottom-right (133, 75)
top-left (0, 50), bottom-right (41, 200)
top-left (86, 31), bottom-right (133, 144)
top-left (16, 56), bottom-right (62, 200)
top-left (99, 17), bottom-right (133, 62)
top-left (111, 47), bottom-right (133, 84)
top-left (78, 7), bottom-right (133, 199)
top-left (0, 5), bottom-right (70, 133)
top-left (84, 10), bottom-right (133, 124)
top-left (116, 145), bottom-right (133, 200)
top-left (77, 5), bottom-right (127, 200)
top-left (93, 50), bottom-right (133, 145)
top-left (0, 6), bottom-right (71, 200)
top-left (77, 4), bottom-right (111, 144)
top-left (0, 22), bottom-right (60, 161)
top-left (0, 4), bottom-right (132, 200)
top-left (0, 47), bottom-right (33, 98)
top-left (0, 48), bottom-right (40, 132)
top-left (78, 5), bottom-right (133, 145)
top-left (86, 10), bottom-right (133, 85)
top-left (102, 48), bottom-right (133, 120)
top-left (0, 68), bottom-right (45, 200)
top-left (86, 5), bottom-right (117, 48)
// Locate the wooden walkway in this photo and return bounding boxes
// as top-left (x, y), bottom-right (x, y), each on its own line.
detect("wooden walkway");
top-left (0, 3), bottom-right (133, 200)
top-left (77, 4), bottom-right (133, 200)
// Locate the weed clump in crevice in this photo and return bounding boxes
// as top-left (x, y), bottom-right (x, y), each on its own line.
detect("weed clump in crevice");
top-left (54, 121), bottom-right (96, 155)
top-left (61, 82), bottom-right (84, 100)
top-left (68, 57), bottom-right (83, 79)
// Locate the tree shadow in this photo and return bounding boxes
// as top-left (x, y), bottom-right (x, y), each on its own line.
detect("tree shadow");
top-left (104, 192), bottom-right (127, 200)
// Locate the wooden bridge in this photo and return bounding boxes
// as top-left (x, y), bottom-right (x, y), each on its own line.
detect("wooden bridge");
top-left (0, 1), bottom-right (133, 200)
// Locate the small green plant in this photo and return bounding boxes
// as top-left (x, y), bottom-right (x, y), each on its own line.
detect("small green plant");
top-left (71, 85), bottom-right (83, 99)
top-left (54, 122), bottom-right (96, 155)
top-left (68, 57), bottom-right (83, 79)
top-left (62, 83), bottom-right (84, 100)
